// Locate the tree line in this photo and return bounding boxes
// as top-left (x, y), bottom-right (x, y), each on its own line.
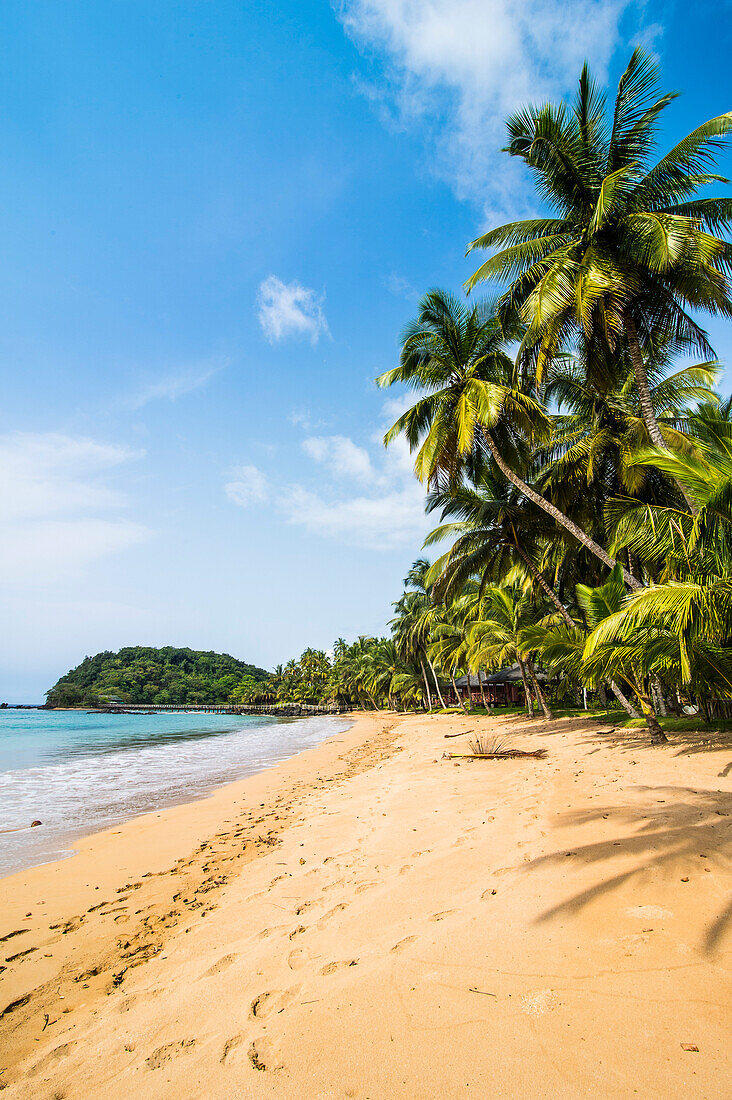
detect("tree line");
top-left (261, 51), bottom-right (732, 743)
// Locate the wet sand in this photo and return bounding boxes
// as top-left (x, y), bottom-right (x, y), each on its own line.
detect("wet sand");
top-left (0, 710), bottom-right (730, 1097)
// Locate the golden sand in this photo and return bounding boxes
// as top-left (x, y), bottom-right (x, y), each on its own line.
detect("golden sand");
top-left (0, 710), bottom-right (730, 1097)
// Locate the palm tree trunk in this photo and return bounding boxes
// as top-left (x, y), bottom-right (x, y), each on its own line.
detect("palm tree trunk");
top-left (623, 673), bottom-right (668, 745)
top-left (513, 539), bottom-right (575, 627)
top-left (478, 673), bottom-right (489, 710)
top-left (419, 657), bottom-right (433, 711)
top-left (450, 671), bottom-right (466, 712)
top-left (608, 679), bottom-right (641, 719)
top-left (517, 657), bottom-right (534, 717)
top-left (427, 656), bottom-right (447, 709)
top-left (481, 428), bottom-right (642, 589)
top-left (623, 310), bottom-right (698, 515)
top-left (526, 658), bottom-right (553, 720)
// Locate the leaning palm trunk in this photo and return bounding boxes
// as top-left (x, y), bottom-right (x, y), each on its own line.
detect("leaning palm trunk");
top-left (514, 541), bottom-right (575, 628)
top-left (427, 655), bottom-right (447, 709)
top-left (478, 673), bottom-right (489, 710)
top-left (623, 311), bottom-right (698, 516)
top-left (626, 674), bottom-right (667, 745)
top-left (526, 658), bottom-right (553, 720)
top-left (609, 679), bottom-right (641, 719)
top-left (481, 428), bottom-right (642, 590)
top-left (419, 656), bottom-right (433, 711)
top-left (517, 656), bottom-right (534, 717)
top-left (450, 671), bottom-right (467, 712)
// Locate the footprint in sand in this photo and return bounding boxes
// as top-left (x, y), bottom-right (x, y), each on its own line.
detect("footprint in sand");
top-left (316, 902), bottom-right (349, 929)
top-left (391, 936), bottom-right (417, 953)
top-left (429, 910), bottom-right (456, 922)
top-left (0, 929), bottom-right (29, 944)
top-left (145, 1039), bottom-right (196, 1070)
top-left (221, 1034), bottom-right (246, 1064)
top-left (320, 959), bottom-right (359, 975)
top-left (33, 1041), bottom-right (77, 1071)
top-left (250, 987), bottom-right (298, 1019)
top-left (203, 953), bottom-right (240, 977)
top-left (248, 1036), bottom-right (281, 1072)
top-left (287, 947), bottom-right (310, 970)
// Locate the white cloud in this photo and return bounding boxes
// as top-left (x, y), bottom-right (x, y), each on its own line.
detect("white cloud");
top-left (0, 433), bottom-right (148, 582)
top-left (257, 275), bottom-right (330, 345)
top-left (336, 0), bottom-right (640, 213)
top-left (224, 465), bottom-right (269, 507)
top-left (303, 435), bottom-right (374, 483)
top-left (126, 359), bottom-right (224, 410)
top-left (279, 481), bottom-right (429, 550)
top-left (226, 405), bottom-right (435, 550)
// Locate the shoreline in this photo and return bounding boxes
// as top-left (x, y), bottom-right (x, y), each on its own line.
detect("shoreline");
top-left (0, 711), bottom-right (354, 880)
top-left (1, 709), bottom-right (730, 1097)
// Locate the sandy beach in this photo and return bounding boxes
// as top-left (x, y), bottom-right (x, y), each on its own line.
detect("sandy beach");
top-left (0, 710), bottom-right (730, 1098)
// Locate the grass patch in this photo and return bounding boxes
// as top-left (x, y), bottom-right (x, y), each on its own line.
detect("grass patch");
top-left (621, 715), bottom-right (732, 734)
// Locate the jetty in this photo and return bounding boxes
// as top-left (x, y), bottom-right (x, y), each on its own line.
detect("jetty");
top-left (71, 703), bottom-right (354, 717)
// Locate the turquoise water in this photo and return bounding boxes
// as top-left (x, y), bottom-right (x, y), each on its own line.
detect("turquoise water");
top-left (0, 710), bottom-right (351, 877)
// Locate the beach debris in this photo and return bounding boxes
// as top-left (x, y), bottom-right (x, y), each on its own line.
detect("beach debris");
top-left (30, 820), bottom-right (42, 827)
top-left (469, 987), bottom-right (497, 997)
top-left (444, 730), bottom-right (472, 738)
top-left (443, 735), bottom-right (547, 761)
top-left (681, 1043), bottom-right (699, 1052)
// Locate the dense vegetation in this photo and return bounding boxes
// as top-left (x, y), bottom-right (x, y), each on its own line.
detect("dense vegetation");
top-left (267, 51), bottom-right (732, 743)
top-left (46, 647), bottom-right (269, 707)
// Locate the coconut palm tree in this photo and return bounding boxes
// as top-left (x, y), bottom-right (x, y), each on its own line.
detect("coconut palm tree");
top-left (378, 288), bottom-right (641, 586)
top-left (466, 583), bottom-right (554, 719)
top-left (466, 49), bottom-right (732, 492)
top-left (424, 472), bottom-right (576, 625)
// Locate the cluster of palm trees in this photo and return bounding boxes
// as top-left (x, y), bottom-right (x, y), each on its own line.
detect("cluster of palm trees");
top-left (371, 50), bottom-right (732, 743)
top-left (259, 52), bottom-right (732, 743)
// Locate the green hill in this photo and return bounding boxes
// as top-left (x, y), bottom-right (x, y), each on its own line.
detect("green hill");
top-left (46, 646), bottom-right (270, 707)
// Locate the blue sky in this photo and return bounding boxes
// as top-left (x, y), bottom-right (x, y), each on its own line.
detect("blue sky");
top-left (2, 0), bottom-right (731, 700)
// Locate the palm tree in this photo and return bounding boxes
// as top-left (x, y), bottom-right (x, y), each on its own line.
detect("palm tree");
top-left (391, 590), bottom-right (433, 709)
top-left (424, 472), bottom-right (576, 626)
top-left (585, 423), bottom-right (732, 727)
top-left (378, 289), bottom-right (640, 586)
top-left (540, 352), bottom-right (716, 520)
top-left (399, 560), bottom-right (449, 708)
top-left (466, 49), bottom-right (732, 499)
top-left (466, 583), bottom-right (554, 719)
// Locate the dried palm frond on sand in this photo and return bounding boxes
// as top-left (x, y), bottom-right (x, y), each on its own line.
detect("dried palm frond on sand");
top-left (443, 734), bottom-right (547, 760)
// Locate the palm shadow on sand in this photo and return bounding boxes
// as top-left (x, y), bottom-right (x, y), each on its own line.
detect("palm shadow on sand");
top-left (526, 782), bottom-right (731, 954)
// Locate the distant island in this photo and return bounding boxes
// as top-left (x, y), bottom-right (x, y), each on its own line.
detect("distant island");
top-left (45, 647), bottom-right (270, 707)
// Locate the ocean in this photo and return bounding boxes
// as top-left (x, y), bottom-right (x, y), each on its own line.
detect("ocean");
top-left (0, 709), bottom-right (352, 878)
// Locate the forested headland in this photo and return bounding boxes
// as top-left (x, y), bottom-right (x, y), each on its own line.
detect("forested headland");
top-left (45, 647), bottom-right (270, 707)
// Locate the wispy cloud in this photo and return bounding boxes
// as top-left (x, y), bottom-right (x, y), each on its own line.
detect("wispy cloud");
top-left (336, 0), bottom-right (642, 215)
top-left (383, 272), bottom-right (419, 300)
top-left (125, 359), bottom-right (224, 411)
top-left (225, 405), bottom-right (433, 550)
top-left (224, 465), bottom-right (269, 507)
top-left (257, 275), bottom-right (330, 345)
top-left (0, 433), bottom-right (148, 582)
top-left (302, 435), bottom-right (374, 483)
